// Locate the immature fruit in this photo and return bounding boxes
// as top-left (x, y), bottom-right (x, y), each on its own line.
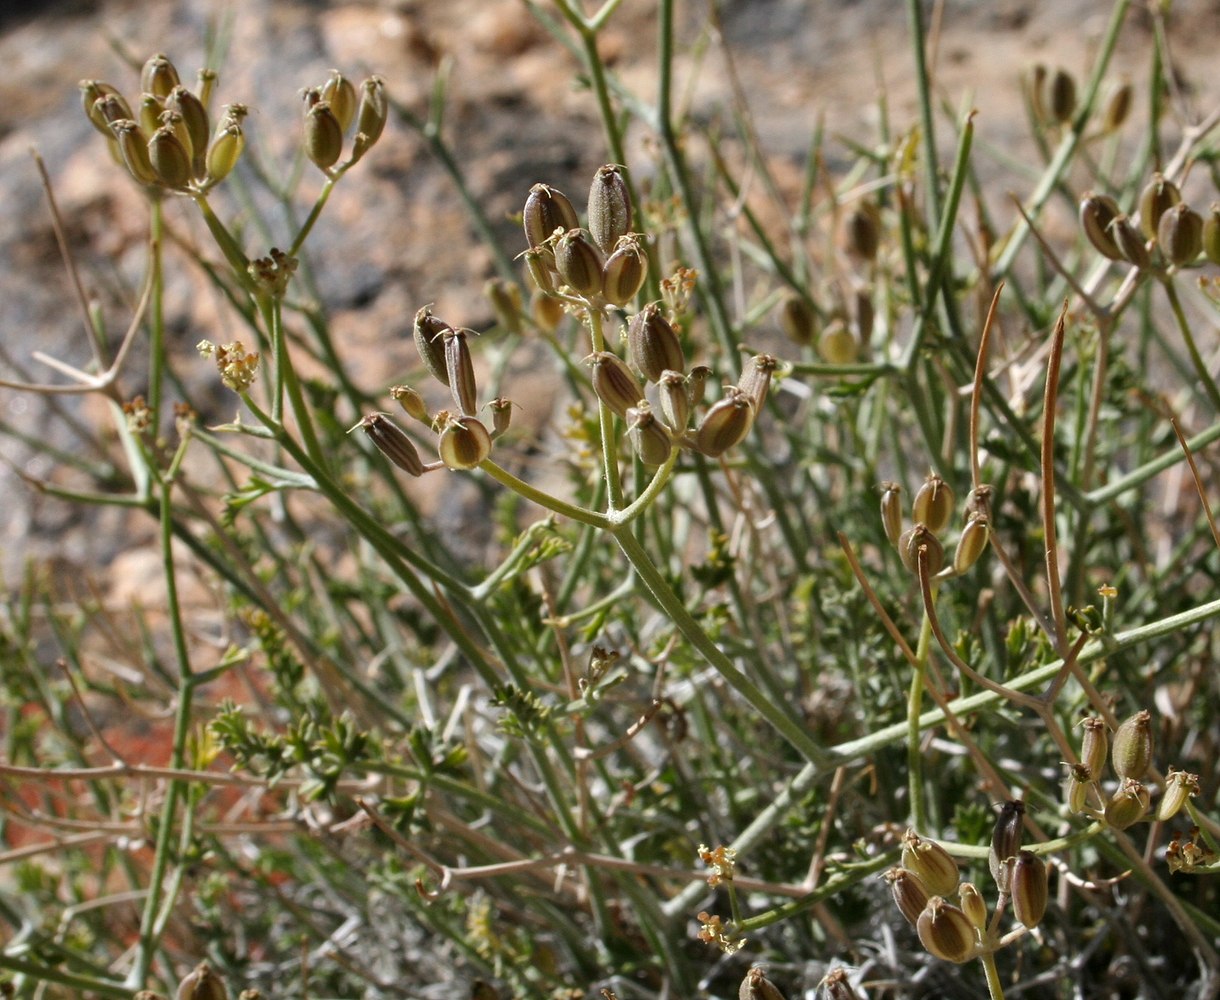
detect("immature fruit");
top-left (443, 327), bottom-right (478, 415)
top-left (916, 897), bottom-right (976, 964)
top-left (1203, 203), bottom-right (1220, 266)
top-left (1010, 851), bottom-right (1048, 928)
top-left (1102, 80), bottom-right (1133, 132)
top-left (437, 414), bottom-right (492, 470)
top-left (738, 353), bottom-right (780, 413)
top-left (912, 472), bottom-right (954, 534)
top-left (817, 320), bottom-right (857, 365)
top-left (694, 388), bottom-right (755, 458)
top-left (142, 53), bottom-right (181, 100)
top-left (111, 120), bottom-right (159, 185)
top-left (413, 306), bottom-right (452, 386)
top-left (354, 76), bottom-right (388, 147)
top-left (1157, 769), bottom-right (1200, 822)
top-left (176, 962), bottom-right (227, 1000)
top-left (738, 966), bottom-right (786, 1000)
top-left (1078, 717), bottom-right (1108, 779)
top-left (554, 229), bottom-right (604, 298)
top-left (952, 514), bottom-right (989, 574)
top-left (1079, 192), bottom-right (1124, 261)
top-left (1047, 67), bottom-right (1077, 124)
top-left (898, 524), bottom-right (943, 576)
top-left (958, 882), bottom-right (987, 930)
top-left (588, 351), bottom-right (643, 420)
top-left (304, 101), bottom-right (344, 170)
top-left (359, 412), bottom-right (424, 476)
top-left (879, 482), bottom-right (903, 547)
top-left (627, 303), bottom-right (684, 382)
top-left (626, 403), bottom-right (672, 466)
top-left (1109, 214), bottom-right (1150, 269)
top-left (1105, 778), bottom-right (1149, 830)
top-left (588, 163), bottom-right (632, 254)
top-left (901, 830), bottom-right (959, 897)
top-left (1064, 762), bottom-right (1091, 814)
top-left (657, 369), bottom-right (689, 431)
top-left (165, 85), bottom-right (209, 174)
top-left (1139, 173), bottom-right (1181, 240)
top-left (602, 236), bottom-right (648, 306)
top-left (389, 384), bottom-right (429, 422)
top-left (321, 69), bottom-right (358, 132)
top-left (523, 183), bottom-right (579, 248)
top-left (1111, 709), bottom-right (1153, 780)
top-left (205, 123), bottom-right (244, 183)
top-left (988, 799), bottom-right (1024, 893)
top-left (884, 866), bottom-right (929, 926)
top-left (844, 200), bottom-right (881, 261)
top-left (777, 292), bottom-right (817, 346)
top-left (1157, 202), bottom-right (1203, 266)
top-left (149, 125), bottom-right (193, 189)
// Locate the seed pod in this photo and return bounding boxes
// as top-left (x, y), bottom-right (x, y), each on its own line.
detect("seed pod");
top-left (136, 92), bottom-right (163, 136)
top-left (488, 396), bottom-right (514, 439)
top-left (817, 319), bottom-right (857, 365)
top-left (588, 164), bottom-right (632, 255)
top-left (1109, 214), bottom-right (1149, 269)
top-left (901, 831), bottom-right (959, 897)
top-left (1158, 202), bottom-right (1203, 266)
top-left (196, 68), bottom-right (217, 110)
top-left (1029, 63), bottom-right (1048, 121)
top-left (1104, 777), bottom-right (1149, 830)
top-left (1078, 717), bottom-right (1108, 779)
top-left (443, 327), bottom-right (478, 415)
top-left (912, 472), bottom-right (954, 534)
top-left (854, 287), bottom-right (875, 348)
top-left (142, 53), bottom-right (181, 101)
top-left (205, 123), bottom-right (245, 183)
top-left (879, 482), bottom-right (903, 547)
top-left (523, 183), bottom-right (579, 248)
top-left (531, 290), bottom-right (565, 333)
top-left (916, 897), bottom-right (977, 964)
top-left (626, 403), bottom-right (673, 466)
top-left (1157, 768), bottom-right (1199, 822)
top-left (321, 70), bottom-right (358, 132)
top-left (159, 109), bottom-right (194, 161)
top-left (588, 351), bottom-right (643, 420)
top-left (1203, 203), bottom-right (1220, 266)
top-left (166, 85), bottom-right (209, 173)
top-left (1064, 762), bottom-right (1091, 813)
top-left (685, 365), bottom-right (713, 408)
top-left (777, 292), bottom-right (816, 346)
top-left (844, 200), bottom-right (881, 261)
top-left (389, 384), bottom-right (429, 422)
top-left (1102, 80), bottom-right (1133, 132)
top-left (1139, 173), bottom-right (1181, 241)
top-left (437, 413), bottom-right (492, 470)
top-left (738, 966), bottom-right (786, 1000)
top-left (354, 76), bottom-right (388, 147)
top-left (554, 229), bottom-right (604, 298)
top-left (413, 306), bottom-right (452, 386)
top-left (627, 303), bottom-right (685, 382)
top-left (952, 514), bottom-right (989, 574)
top-left (81, 80), bottom-right (126, 132)
top-left (657, 369), bottom-right (689, 431)
top-left (1112, 709), bottom-right (1153, 780)
top-left (305, 101), bottom-right (344, 170)
top-left (738, 354), bottom-right (780, 413)
top-left (958, 882), bottom-right (987, 930)
top-left (359, 412), bottom-right (424, 476)
top-left (602, 236), bottom-right (648, 306)
top-left (965, 484), bottom-right (993, 521)
top-left (1047, 67), bottom-right (1077, 124)
top-left (817, 969), bottom-right (861, 1000)
top-left (694, 387), bottom-right (755, 458)
top-left (97, 92), bottom-right (137, 133)
top-left (898, 524), bottom-right (944, 576)
top-left (485, 277), bottom-right (524, 335)
top-left (1010, 851), bottom-right (1048, 928)
top-left (111, 120), bottom-right (159, 185)
top-left (884, 866), bottom-right (929, 926)
top-left (176, 961), bottom-right (227, 1000)
top-left (988, 799), bottom-right (1024, 893)
top-left (1079, 192), bottom-right (1124, 261)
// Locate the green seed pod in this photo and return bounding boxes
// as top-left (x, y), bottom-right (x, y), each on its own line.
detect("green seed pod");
top-left (149, 124), bottom-right (192, 188)
top-left (135, 92), bottom-right (162, 136)
top-left (1064, 762), bottom-right (1091, 814)
top-left (898, 523), bottom-right (944, 576)
top-left (305, 101), bottom-right (344, 170)
top-left (588, 164), bottom-right (632, 255)
top-left (389, 384), bottom-right (429, 422)
top-left (413, 306), bottom-right (452, 386)
top-left (1102, 80), bottom-right (1133, 132)
top-left (523, 183), bottom-right (579, 249)
top-left (554, 229), bottom-right (604, 298)
top-left (1157, 202), bottom-right (1203, 266)
top-left (738, 966), bottom-right (786, 1000)
top-left (1203, 203), bottom-right (1220, 266)
top-left (1104, 777), bottom-right (1149, 830)
top-left (588, 351), bottom-right (643, 420)
top-left (884, 866), bottom-right (928, 926)
top-left (488, 396), bottom-right (514, 439)
top-left (485, 277), bottom-right (524, 335)
top-left (321, 69), bottom-right (358, 132)
top-left (1111, 709), bottom-right (1153, 780)
top-left (958, 882), bottom-right (987, 931)
top-left (1079, 192), bottom-right (1124, 261)
top-left (1078, 717), bottom-right (1108, 779)
top-left (437, 413), bottom-right (492, 470)
top-left (1047, 67), bottom-right (1077, 124)
top-left (912, 472), bottom-right (954, 535)
top-left (159, 109), bottom-right (194, 161)
top-left (354, 76), bottom-right (388, 147)
top-left (817, 319), bottom-right (857, 365)
top-left (602, 236), bottom-right (648, 306)
top-left (443, 328), bottom-right (478, 415)
top-left (1157, 768), bottom-right (1200, 822)
top-left (844, 200), bottom-right (881, 261)
top-left (627, 303), bottom-right (684, 382)
top-left (196, 68), bottom-right (217, 110)
top-left (988, 799), bottom-right (1024, 894)
top-left (916, 897), bottom-right (977, 964)
top-left (657, 369), bottom-right (689, 431)
top-left (952, 514), bottom-right (989, 574)
top-left (1109, 214), bottom-right (1149, 269)
top-left (685, 365), bottom-right (713, 408)
top-left (176, 962), bottom-right (227, 1000)
top-left (776, 292), bottom-right (817, 346)
top-left (359, 412), bottom-right (424, 476)
top-left (694, 387), bottom-right (755, 458)
top-left (142, 53), bottom-right (181, 101)
top-left (901, 830), bottom-right (960, 897)
top-left (205, 123), bottom-right (245, 183)
top-left (81, 80), bottom-right (125, 133)
top-left (1010, 851), bottom-right (1048, 928)
top-left (166, 86), bottom-right (209, 169)
top-left (110, 120), bottom-right (159, 186)
top-left (626, 403), bottom-right (673, 466)
top-left (738, 353), bottom-right (780, 413)
top-left (1139, 173), bottom-right (1181, 241)
top-left (531, 290), bottom-right (565, 333)
top-left (880, 482), bottom-right (903, 547)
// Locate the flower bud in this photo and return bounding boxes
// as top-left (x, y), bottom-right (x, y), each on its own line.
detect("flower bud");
top-left (588, 164), bottom-right (632, 255)
top-left (205, 123), bottom-right (245, 184)
top-left (321, 70), bottom-right (358, 132)
top-left (898, 523), bottom-right (944, 576)
top-left (176, 961), bottom-right (227, 1000)
top-left (602, 236), bottom-right (648, 306)
top-left (884, 866), bottom-right (929, 926)
top-left (389, 384), bottom-right (429, 422)
top-left (1111, 709), bottom-right (1152, 780)
top-left (776, 292), bottom-right (816, 346)
top-left (738, 966), bottom-right (786, 1000)
top-left (694, 387), bottom-right (755, 458)
top-left (1078, 717), bottom-right (1108, 779)
top-left (952, 514), bottom-right (989, 574)
top-left (304, 101), bottom-right (344, 170)
top-left (685, 365), bottom-right (713, 408)
top-left (988, 799), bottom-right (1024, 893)
top-left (142, 53), bottom-right (181, 101)
top-left (1109, 214), bottom-right (1149, 269)
top-left (1157, 202), bottom-right (1203, 266)
top-left (588, 351), bottom-right (643, 420)
top-left (354, 76), bottom-right (388, 147)
top-left (1157, 768), bottom-right (1199, 822)
top-left (901, 830), bottom-right (960, 897)
top-left (958, 882), bottom-right (987, 930)
top-left (880, 481), bottom-right (903, 547)
top-left (523, 183), bottom-right (578, 249)
top-left (1102, 80), bottom-right (1133, 132)
top-left (844, 200), bottom-right (881, 261)
top-left (1139, 173), bottom-right (1181, 241)
top-left (437, 413), bottom-right (492, 470)
top-left (111, 120), bottom-right (159, 185)
top-left (413, 306), bottom-right (452, 386)
top-left (443, 327), bottom-right (478, 415)
top-left (916, 897), bottom-right (976, 964)
top-left (737, 353), bottom-right (780, 413)
top-left (1046, 67), bottom-right (1077, 124)
top-left (626, 403), bottom-right (673, 466)
top-left (358, 412), bottom-right (424, 476)
top-left (1203, 203), bottom-right (1220, 266)
top-left (554, 229), bottom-right (604, 298)
top-left (817, 319), bottom-right (857, 365)
top-left (1105, 777), bottom-right (1149, 830)
top-left (1010, 851), bottom-right (1048, 928)
top-left (657, 369), bottom-right (689, 431)
top-left (912, 472), bottom-right (954, 534)
top-left (1079, 192), bottom-right (1124, 261)
top-left (627, 303), bottom-right (684, 382)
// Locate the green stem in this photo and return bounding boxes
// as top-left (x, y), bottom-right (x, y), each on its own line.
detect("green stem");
top-left (1161, 275), bottom-right (1220, 412)
top-left (587, 309), bottom-right (625, 510)
top-left (908, 613), bottom-right (932, 832)
top-left (288, 175), bottom-right (337, 258)
top-left (479, 458), bottom-right (607, 528)
top-left (979, 950), bottom-right (1006, 1000)
top-left (906, 0), bottom-right (941, 227)
top-left (148, 198), bottom-right (166, 427)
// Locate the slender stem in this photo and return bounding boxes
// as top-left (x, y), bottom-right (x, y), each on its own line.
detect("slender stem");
top-left (587, 309), bottom-right (625, 510)
top-left (479, 459), bottom-right (607, 528)
top-left (289, 174), bottom-right (338, 257)
top-left (1161, 275), bottom-right (1220, 412)
top-left (908, 613), bottom-right (932, 831)
top-left (979, 950), bottom-right (1006, 1000)
top-left (147, 198), bottom-right (165, 427)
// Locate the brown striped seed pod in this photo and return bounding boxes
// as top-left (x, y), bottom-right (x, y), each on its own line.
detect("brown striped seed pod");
top-left (777, 292), bottom-right (817, 346)
top-left (1104, 777), bottom-right (1149, 830)
top-left (1139, 173), bottom-right (1181, 241)
top-left (321, 69), bottom-right (358, 132)
top-left (965, 484), bottom-right (993, 521)
top-left (1079, 192), bottom-right (1124, 261)
top-left (844, 200), bottom-right (881, 261)
top-left (1111, 709), bottom-right (1153, 780)
top-left (142, 53), bottom-right (181, 101)
top-left (304, 101), bottom-right (344, 171)
top-left (165, 85), bottom-right (209, 174)
top-left (488, 396), bottom-right (514, 439)
top-left (522, 247), bottom-right (557, 294)
top-left (952, 514), bottom-right (989, 574)
top-left (1010, 851), bottom-right (1048, 928)
top-left (602, 236), bottom-right (648, 306)
top-left (554, 229), bottom-right (604, 299)
top-left (355, 76), bottom-right (388, 147)
top-left (898, 523), bottom-right (944, 577)
top-left (159, 109), bottom-right (194, 161)
top-left (657, 369), bottom-right (689, 432)
top-left (81, 80), bottom-right (126, 132)
top-left (1102, 80), bottom-right (1133, 132)
top-left (627, 303), bottom-right (685, 382)
top-left (817, 969), bottom-right (861, 1000)
top-left (738, 354), bottom-right (780, 413)
top-left (694, 387), bottom-right (755, 458)
top-left (901, 830), bottom-right (960, 897)
top-left (1109, 214), bottom-right (1149, 269)
top-left (523, 183), bottom-right (579, 249)
top-left (1158, 202), bottom-right (1203, 266)
top-left (958, 882), bottom-right (987, 930)
top-left (358, 412), bottom-right (424, 476)
top-left (176, 961), bottom-right (228, 1000)
top-left (884, 866), bottom-right (929, 926)
top-left (443, 327), bottom-right (478, 415)
top-left (413, 306), bottom-right (452, 386)
top-left (437, 413), bottom-right (492, 470)
top-left (588, 351), bottom-right (644, 420)
top-left (912, 472), bottom-right (954, 534)
top-left (1078, 716), bottom-right (1108, 779)
top-left (738, 966), bottom-right (786, 1000)
top-left (1046, 67), bottom-right (1077, 124)
top-left (916, 897), bottom-right (977, 964)
top-left (626, 403), bottom-right (673, 466)
top-left (988, 799), bottom-right (1024, 893)
top-left (1157, 769), bottom-right (1200, 822)
top-left (880, 482), bottom-right (903, 547)
top-left (685, 365), bottom-right (713, 408)
top-left (588, 164), bottom-right (632, 255)
top-left (111, 120), bottom-right (159, 185)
